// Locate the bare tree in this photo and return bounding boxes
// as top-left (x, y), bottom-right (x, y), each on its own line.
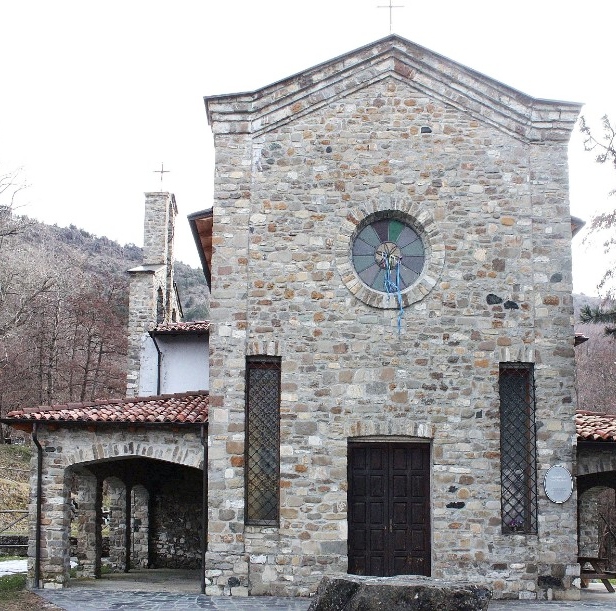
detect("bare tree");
top-left (575, 123), bottom-right (616, 564)
top-left (579, 115), bottom-right (616, 298)
top-left (0, 169), bottom-right (54, 441)
top-left (0, 168), bottom-right (28, 226)
top-left (0, 169), bottom-right (53, 340)
top-left (1, 262), bottom-right (128, 410)
top-left (575, 324), bottom-right (616, 414)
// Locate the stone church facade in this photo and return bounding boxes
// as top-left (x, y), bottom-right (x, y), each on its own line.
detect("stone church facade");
top-left (1, 35), bottom-right (593, 601)
top-left (203, 35), bottom-right (582, 599)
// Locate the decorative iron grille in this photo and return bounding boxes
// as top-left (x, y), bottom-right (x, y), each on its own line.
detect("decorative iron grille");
top-left (245, 357), bottom-right (281, 525)
top-left (499, 363), bottom-right (538, 535)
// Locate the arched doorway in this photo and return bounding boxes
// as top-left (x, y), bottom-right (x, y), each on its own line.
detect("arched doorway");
top-left (71, 457), bottom-right (204, 580)
top-left (578, 472), bottom-right (616, 568)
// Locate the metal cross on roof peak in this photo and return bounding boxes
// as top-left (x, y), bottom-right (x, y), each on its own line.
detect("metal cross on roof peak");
top-left (154, 162), bottom-right (170, 191)
top-left (378, 0), bottom-right (404, 34)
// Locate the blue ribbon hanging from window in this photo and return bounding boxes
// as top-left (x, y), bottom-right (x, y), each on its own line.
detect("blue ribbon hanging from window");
top-left (383, 254), bottom-right (404, 335)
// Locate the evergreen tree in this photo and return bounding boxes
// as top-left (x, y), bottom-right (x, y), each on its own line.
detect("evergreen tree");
top-left (580, 303), bottom-right (616, 338)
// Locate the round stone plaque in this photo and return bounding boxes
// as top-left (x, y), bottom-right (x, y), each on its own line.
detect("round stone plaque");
top-left (543, 465), bottom-right (573, 504)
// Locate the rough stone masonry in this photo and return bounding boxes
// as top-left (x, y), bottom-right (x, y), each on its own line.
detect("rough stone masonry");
top-left (203, 35), bottom-right (582, 599)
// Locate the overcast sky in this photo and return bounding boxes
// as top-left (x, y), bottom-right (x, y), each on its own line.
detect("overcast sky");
top-left (1, 0), bottom-right (614, 295)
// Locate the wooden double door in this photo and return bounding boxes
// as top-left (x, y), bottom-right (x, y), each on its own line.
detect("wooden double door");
top-left (348, 442), bottom-right (431, 577)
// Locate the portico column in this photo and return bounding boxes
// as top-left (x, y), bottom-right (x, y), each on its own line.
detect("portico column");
top-left (106, 477), bottom-right (127, 570)
top-left (74, 471), bottom-right (102, 578)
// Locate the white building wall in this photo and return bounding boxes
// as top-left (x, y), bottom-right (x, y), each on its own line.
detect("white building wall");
top-left (138, 334), bottom-right (209, 396)
top-left (160, 336), bottom-right (209, 393)
top-left (138, 334), bottom-right (159, 396)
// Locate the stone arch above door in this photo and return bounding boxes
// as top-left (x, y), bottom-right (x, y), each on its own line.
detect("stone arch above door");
top-left (578, 452), bottom-right (616, 477)
top-left (55, 428), bottom-right (204, 471)
top-left (345, 419), bottom-right (434, 439)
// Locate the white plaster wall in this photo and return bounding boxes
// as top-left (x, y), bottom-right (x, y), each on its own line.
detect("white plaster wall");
top-left (159, 336), bottom-right (209, 393)
top-left (138, 335), bottom-right (209, 396)
top-left (138, 334), bottom-right (160, 396)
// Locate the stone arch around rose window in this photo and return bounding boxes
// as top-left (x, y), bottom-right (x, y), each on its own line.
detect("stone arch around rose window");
top-left (335, 200), bottom-right (445, 309)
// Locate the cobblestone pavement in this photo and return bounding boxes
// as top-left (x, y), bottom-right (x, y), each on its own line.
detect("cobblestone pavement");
top-left (29, 570), bottom-right (616, 611)
top-left (488, 595), bottom-right (616, 610)
top-left (37, 589), bottom-right (311, 610)
top-left (36, 588), bottom-right (616, 611)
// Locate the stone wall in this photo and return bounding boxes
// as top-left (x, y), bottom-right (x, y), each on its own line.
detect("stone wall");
top-left (151, 467), bottom-right (203, 569)
top-left (26, 426), bottom-right (203, 588)
top-left (577, 445), bottom-right (616, 477)
top-left (143, 192), bottom-right (176, 269)
top-left (205, 37), bottom-right (581, 599)
top-left (0, 535), bottom-right (27, 557)
top-left (578, 488), bottom-right (602, 557)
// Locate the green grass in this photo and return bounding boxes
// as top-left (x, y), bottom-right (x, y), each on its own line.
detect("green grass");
top-left (0, 555), bottom-right (25, 561)
top-left (0, 573), bottom-right (26, 593)
top-left (0, 444), bottom-right (32, 464)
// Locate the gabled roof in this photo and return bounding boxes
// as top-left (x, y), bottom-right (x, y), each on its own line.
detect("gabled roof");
top-left (576, 411), bottom-right (616, 443)
top-left (150, 321), bottom-right (210, 335)
top-left (2, 392), bottom-right (208, 427)
top-left (204, 34), bottom-right (581, 142)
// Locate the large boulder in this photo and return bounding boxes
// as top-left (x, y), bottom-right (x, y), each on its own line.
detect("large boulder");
top-left (307, 575), bottom-right (492, 611)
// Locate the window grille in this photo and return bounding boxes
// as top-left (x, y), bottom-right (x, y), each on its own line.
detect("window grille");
top-left (499, 363), bottom-right (538, 534)
top-left (245, 357), bottom-right (281, 526)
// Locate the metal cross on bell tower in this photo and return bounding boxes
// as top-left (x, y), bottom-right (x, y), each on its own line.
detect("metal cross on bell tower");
top-left (378, 0), bottom-right (404, 33)
top-left (153, 162), bottom-right (170, 192)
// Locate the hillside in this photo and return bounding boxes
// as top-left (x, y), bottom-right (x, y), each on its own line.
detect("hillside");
top-left (0, 217), bottom-right (209, 438)
top-left (0, 444), bottom-right (31, 536)
top-left (18, 218), bottom-right (209, 320)
top-left (574, 294), bottom-right (616, 415)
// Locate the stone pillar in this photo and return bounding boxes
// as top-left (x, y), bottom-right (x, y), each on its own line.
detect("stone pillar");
top-left (28, 452), bottom-right (71, 588)
top-left (529, 138), bottom-right (580, 601)
top-left (106, 477), bottom-right (126, 571)
top-left (73, 471), bottom-right (102, 578)
top-left (126, 269), bottom-right (162, 396)
top-left (131, 485), bottom-right (149, 568)
top-left (578, 489), bottom-right (603, 557)
top-left (204, 130), bottom-right (253, 596)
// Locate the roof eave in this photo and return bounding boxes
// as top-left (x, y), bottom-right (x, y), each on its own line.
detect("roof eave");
top-left (0, 418), bottom-right (207, 428)
top-left (187, 208), bottom-right (212, 290)
top-left (149, 329), bottom-right (209, 337)
top-left (577, 439), bottom-right (616, 448)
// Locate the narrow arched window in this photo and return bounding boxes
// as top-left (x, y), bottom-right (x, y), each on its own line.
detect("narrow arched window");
top-left (499, 363), bottom-right (538, 534)
top-left (245, 356), bottom-right (281, 526)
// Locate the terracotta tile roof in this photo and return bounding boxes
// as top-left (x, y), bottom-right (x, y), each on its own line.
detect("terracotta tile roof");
top-left (4, 392), bottom-right (208, 425)
top-left (576, 411), bottom-right (616, 443)
top-left (151, 321), bottom-right (210, 334)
